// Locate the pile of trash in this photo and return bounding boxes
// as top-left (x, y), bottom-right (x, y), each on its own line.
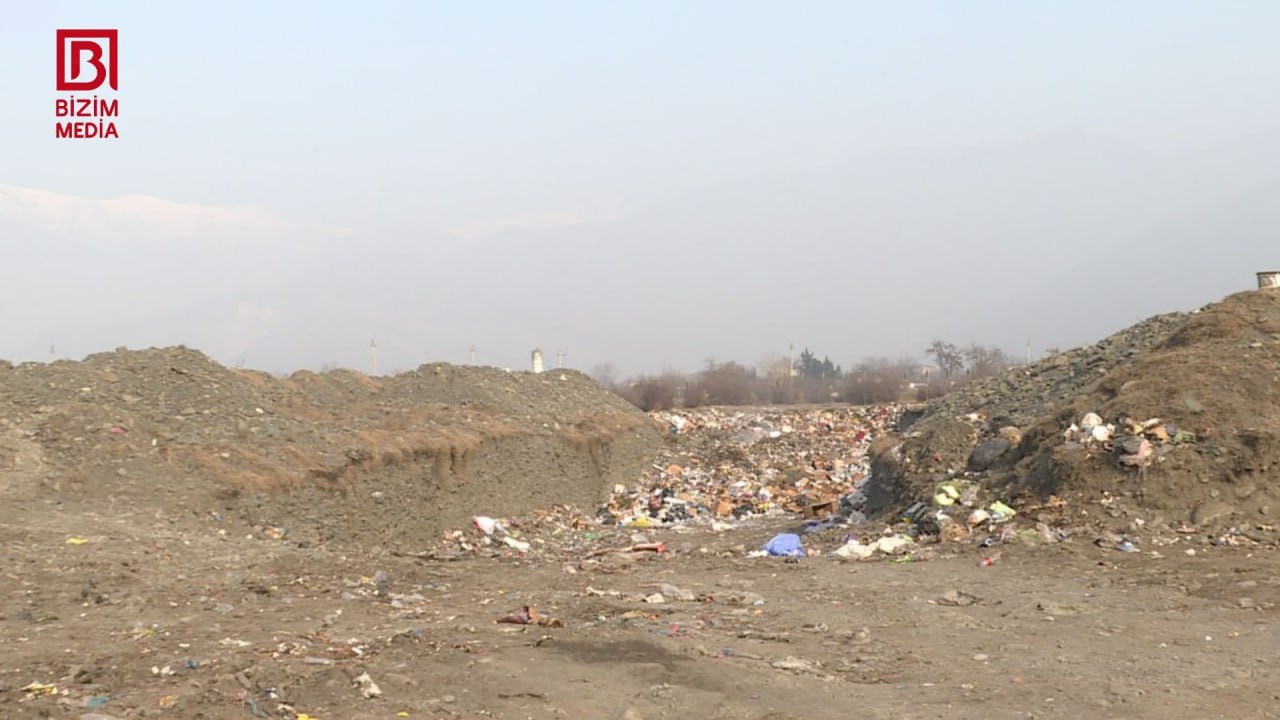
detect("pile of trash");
top-left (1061, 411), bottom-right (1197, 468)
top-left (422, 405), bottom-right (929, 562)
top-left (752, 486), bottom-right (1049, 562)
top-left (600, 406), bottom-right (902, 527)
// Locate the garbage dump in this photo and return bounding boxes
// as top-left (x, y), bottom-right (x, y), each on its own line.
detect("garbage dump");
top-left (601, 406), bottom-right (901, 526)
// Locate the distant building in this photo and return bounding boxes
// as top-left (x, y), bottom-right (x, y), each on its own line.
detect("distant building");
top-left (531, 348), bottom-right (545, 374)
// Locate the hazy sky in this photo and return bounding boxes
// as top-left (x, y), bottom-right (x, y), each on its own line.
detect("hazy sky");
top-left (2, 1), bottom-right (1279, 376)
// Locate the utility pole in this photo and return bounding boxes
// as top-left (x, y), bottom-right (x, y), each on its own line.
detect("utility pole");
top-left (369, 339), bottom-right (378, 376)
top-left (788, 343), bottom-right (795, 400)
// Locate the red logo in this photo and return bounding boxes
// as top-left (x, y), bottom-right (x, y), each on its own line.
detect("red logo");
top-left (57, 29), bottom-right (118, 91)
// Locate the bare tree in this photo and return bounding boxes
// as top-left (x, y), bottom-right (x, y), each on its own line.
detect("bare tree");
top-left (925, 340), bottom-right (965, 378)
top-left (618, 373), bottom-right (682, 411)
top-left (690, 360), bottom-right (755, 406)
top-left (840, 356), bottom-right (903, 404)
top-left (964, 343), bottom-right (1014, 378)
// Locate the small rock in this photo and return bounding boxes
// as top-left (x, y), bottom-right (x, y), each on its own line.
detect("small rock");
top-left (771, 656), bottom-right (821, 672)
top-left (997, 426), bottom-right (1022, 446)
top-left (659, 584), bottom-right (695, 602)
top-left (968, 439), bottom-right (1011, 472)
top-left (1116, 436), bottom-right (1146, 455)
top-left (1234, 482), bottom-right (1258, 499)
top-left (937, 589), bottom-right (977, 607)
top-left (1191, 501), bottom-right (1233, 526)
top-left (1180, 391), bottom-right (1204, 413)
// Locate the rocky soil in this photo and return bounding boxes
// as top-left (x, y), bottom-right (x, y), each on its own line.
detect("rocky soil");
top-left (866, 289), bottom-right (1280, 540)
top-left (909, 311), bottom-right (1190, 432)
top-left (0, 348), bottom-right (660, 551)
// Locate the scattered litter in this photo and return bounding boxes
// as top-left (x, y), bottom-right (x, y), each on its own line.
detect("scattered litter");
top-left (770, 656), bottom-right (825, 675)
top-left (472, 516), bottom-right (504, 535)
top-left (502, 536), bottom-right (531, 552)
top-left (496, 605), bottom-right (563, 627)
top-left (353, 671), bottom-right (382, 699)
top-left (830, 534), bottom-right (915, 559)
top-left (763, 533), bottom-right (805, 557)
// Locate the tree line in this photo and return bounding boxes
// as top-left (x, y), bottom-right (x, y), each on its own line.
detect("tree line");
top-left (597, 340), bottom-right (1023, 411)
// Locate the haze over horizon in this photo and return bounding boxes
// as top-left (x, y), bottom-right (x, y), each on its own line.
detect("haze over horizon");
top-left (3, 2), bottom-right (1278, 377)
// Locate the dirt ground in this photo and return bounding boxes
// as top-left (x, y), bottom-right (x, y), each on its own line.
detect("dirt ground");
top-left (2, 497), bottom-right (1278, 720)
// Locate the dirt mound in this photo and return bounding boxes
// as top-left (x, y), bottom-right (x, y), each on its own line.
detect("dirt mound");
top-left (1000, 289), bottom-right (1280, 527)
top-left (910, 310), bottom-right (1189, 431)
top-left (861, 311), bottom-right (1189, 517)
top-left (0, 347), bottom-right (659, 550)
top-left (866, 289), bottom-right (1280, 532)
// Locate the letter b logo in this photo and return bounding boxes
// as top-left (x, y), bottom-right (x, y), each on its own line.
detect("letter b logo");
top-left (57, 29), bottom-right (118, 91)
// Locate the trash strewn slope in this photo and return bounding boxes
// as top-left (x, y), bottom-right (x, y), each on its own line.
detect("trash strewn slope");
top-left (1003, 289), bottom-right (1280, 527)
top-left (866, 289), bottom-right (1280, 533)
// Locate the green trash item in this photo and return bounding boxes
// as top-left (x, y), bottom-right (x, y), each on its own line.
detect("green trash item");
top-left (988, 500), bottom-right (1016, 518)
top-left (933, 482), bottom-right (961, 506)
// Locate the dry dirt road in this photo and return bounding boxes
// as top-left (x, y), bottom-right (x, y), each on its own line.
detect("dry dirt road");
top-left (3, 504), bottom-right (1278, 720)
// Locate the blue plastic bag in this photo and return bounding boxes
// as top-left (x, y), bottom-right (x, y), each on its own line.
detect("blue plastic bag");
top-left (763, 533), bottom-right (805, 557)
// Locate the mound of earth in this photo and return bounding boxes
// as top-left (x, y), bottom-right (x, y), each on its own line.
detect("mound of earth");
top-left (864, 289), bottom-right (1280, 533)
top-left (907, 310), bottom-right (1189, 432)
top-left (1000, 289), bottom-right (1280, 528)
top-left (861, 309), bottom-right (1190, 517)
top-left (0, 347), bottom-right (659, 550)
